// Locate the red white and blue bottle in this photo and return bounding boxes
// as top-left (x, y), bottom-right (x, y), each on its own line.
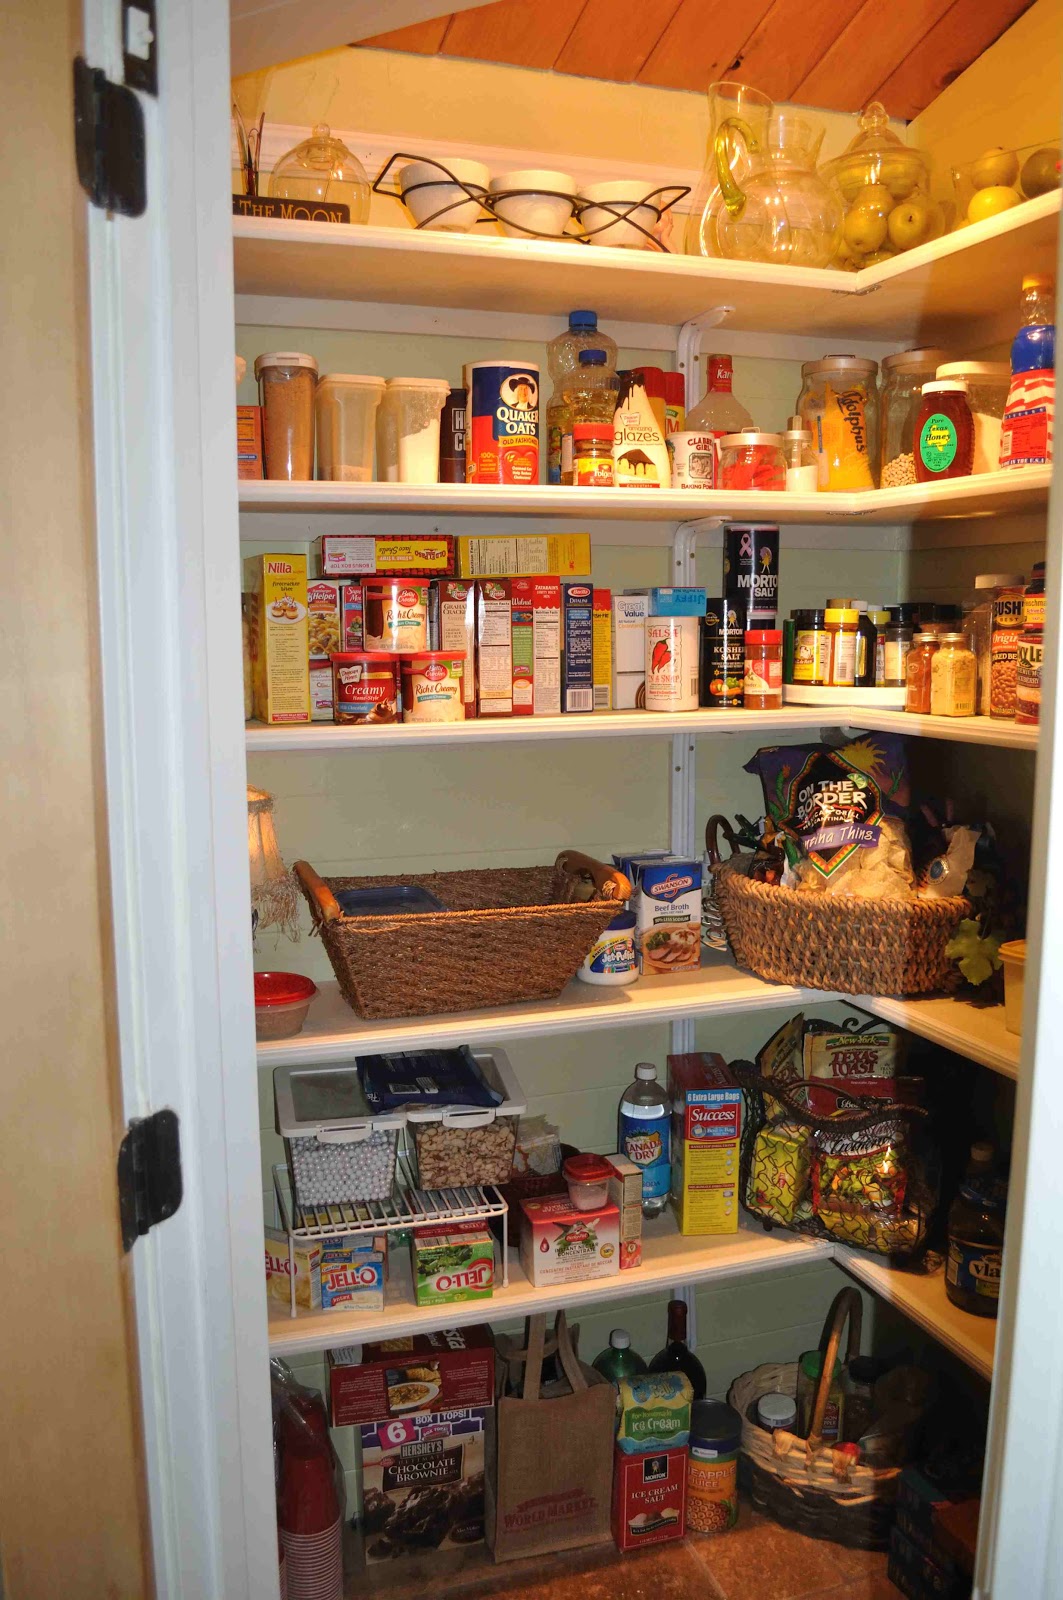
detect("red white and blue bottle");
top-left (999, 274), bottom-right (1055, 469)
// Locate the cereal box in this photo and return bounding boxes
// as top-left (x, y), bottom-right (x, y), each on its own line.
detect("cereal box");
top-left (264, 1227), bottom-right (322, 1310)
top-left (668, 1053), bottom-right (741, 1235)
top-left (612, 1446), bottom-right (687, 1552)
top-left (360, 1407), bottom-right (488, 1564)
top-left (605, 1153), bottom-right (643, 1269)
top-left (476, 579), bottom-right (513, 716)
top-left (511, 578), bottom-right (561, 716)
top-left (244, 553), bottom-right (310, 724)
top-left (562, 580), bottom-right (594, 713)
top-left (623, 855), bottom-right (702, 974)
top-left (319, 1235), bottom-right (387, 1312)
top-left (518, 1195), bottom-right (619, 1287)
top-left (411, 1221), bottom-right (495, 1307)
top-left (328, 1325), bottom-right (496, 1427)
top-left (593, 588), bottom-right (612, 710)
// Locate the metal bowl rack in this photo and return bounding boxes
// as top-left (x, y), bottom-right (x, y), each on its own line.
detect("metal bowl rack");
top-left (374, 152), bottom-right (689, 250)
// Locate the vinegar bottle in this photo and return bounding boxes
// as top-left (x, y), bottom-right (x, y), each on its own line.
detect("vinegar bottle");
top-left (685, 354), bottom-right (754, 438)
top-left (618, 1061), bottom-right (672, 1216)
top-left (648, 1298), bottom-right (707, 1399)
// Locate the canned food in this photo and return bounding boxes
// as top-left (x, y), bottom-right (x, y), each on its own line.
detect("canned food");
top-left (465, 360), bottom-right (540, 484)
top-left (700, 599), bottom-right (745, 708)
top-left (687, 1399), bottom-right (741, 1536)
top-left (399, 652), bottom-right (466, 723)
top-left (363, 579), bottom-right (429, 652)
top-left (330, 653), bottom-right (399, 725)
top-left (646, 616), bottom-right (699, 711)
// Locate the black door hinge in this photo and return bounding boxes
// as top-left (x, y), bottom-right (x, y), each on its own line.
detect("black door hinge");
top-left (118, 1109), bottom-right (182, 1250)
top-left (73, 55), bottom-right (147, 217)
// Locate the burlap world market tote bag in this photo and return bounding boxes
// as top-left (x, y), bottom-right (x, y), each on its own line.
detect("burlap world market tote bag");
top-left (487, 1311), bottom-right (616, 1562)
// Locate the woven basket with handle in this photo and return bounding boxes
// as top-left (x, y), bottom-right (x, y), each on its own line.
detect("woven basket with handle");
top-left (294, 851), bottom-right (631, 1019)
top-left (727, 1288), bottom-right (901, 1549)
top-left (706, 815), bottom-right (970, 997)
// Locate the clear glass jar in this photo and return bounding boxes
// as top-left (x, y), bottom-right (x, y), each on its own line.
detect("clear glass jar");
top-left (718, 431), bottom-right (786, 491)
top-left (880, 348), bottom-right (947, 486)
top-left (906, 633), bottom-right (940, 714)
top-left (962, 573), bottom-right (1024, 715)
top-left (796, 356), bottom-right (879, 490)
top-left (931, 633), bottom-right (977, 717)
top-left (936, 362), bottom-right (1011, 474)
top-left (915, 380), bottom-right (974, 482)
top-left (883, 623), bottom-right (913, 688)
top-left (782, 415), bottom-right (819, 491)
top-left (268, 124), bottom-right (371, 223)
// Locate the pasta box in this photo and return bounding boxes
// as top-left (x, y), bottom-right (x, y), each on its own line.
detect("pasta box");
top-left (518, 1195), bottom-right (619, 1287)
top-left (667, 1053), bottom-right (741, 1235)
top-left (612, 1446), bottom-right (687, 1552)
top-left (328, 1325), bottom-right (495, 1427)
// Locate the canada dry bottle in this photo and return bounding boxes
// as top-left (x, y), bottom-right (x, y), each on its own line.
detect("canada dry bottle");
top-left (618, 1062), bottom-right (672, 1217)
top-left (945, 1142), bottom-right (1007, 1319)
top-left (648, 1298), bottom-right (707, 1399)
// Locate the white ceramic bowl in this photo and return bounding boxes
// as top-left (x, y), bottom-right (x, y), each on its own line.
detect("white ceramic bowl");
top-left (579, 180), bottom-right (660, 248)
top-left (399, 157), bottom-right (489, 232)
top-left (489, 168), bottom-right (575, 239)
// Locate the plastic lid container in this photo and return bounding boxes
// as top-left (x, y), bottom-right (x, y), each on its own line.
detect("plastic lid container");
top-left (757, 1392), bottom-right (797, 1429)
top-left (315, 374), bottom-right (386, 482)
top-left (573, 422), bottom-right (614, 440)
top-left (825, 608), bottom-right (859, 626)
top-left (746, 629), bottom-right (782, 645)
top-left (690, 1399), bottom-right (742, 1449)
top-left (882, 347), bottom-right (948, 373)
top-left (801, 355), bottom-right (877, 377)
top-left (921, 380), bottom-right (969, 395)
top-left (254, 352), bottom-right (318, 376)
top-left (937, 361), bottom-right (1009, 382)
top-left (563, 1153), bottom-right (615, 1211)
top-left (719, 431), bottom-right (783, 447)
top-left (975, 572), bottom-right (1024, 589)
top-left (254, 972), bottom-right (318, 1041)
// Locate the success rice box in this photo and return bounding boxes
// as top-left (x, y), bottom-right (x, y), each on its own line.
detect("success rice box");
top-left (668, 1053), bottom-right (741, 1235)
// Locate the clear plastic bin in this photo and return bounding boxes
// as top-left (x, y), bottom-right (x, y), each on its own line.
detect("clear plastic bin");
top-left (274, 1065), bottom-right (405, 1206)
top-left (406, 1048), bottom-right (527, 1189)
top-left (315, 373), bottom-right (385, 482)
top-left (999, 939), bottom-right (1026, 1036)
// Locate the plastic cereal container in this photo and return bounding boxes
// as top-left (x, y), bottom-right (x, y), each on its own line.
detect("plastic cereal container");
top-left (274, 1064), bottom-right (406, 1206)
top-left (406, 1048), bottom-right (527, 1189)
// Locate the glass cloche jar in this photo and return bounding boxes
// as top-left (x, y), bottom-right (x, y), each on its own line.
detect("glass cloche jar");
top-left (821, 102), bottom-right (945, 269)
top-left (268, 123), bottom-right (370, 224)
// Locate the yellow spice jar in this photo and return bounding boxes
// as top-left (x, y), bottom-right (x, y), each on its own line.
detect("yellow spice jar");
top-left (930, 632), bottom-right (977, 717)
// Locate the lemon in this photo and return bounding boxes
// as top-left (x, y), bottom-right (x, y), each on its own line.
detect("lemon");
top-left (967, 186), bottom-right (1022, 224)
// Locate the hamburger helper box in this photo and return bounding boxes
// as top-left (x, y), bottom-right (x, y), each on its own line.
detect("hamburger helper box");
top-left (328, 1325), bottom-right (495, 1427)
top-left (667, 1053), bottom-right (741, 1235)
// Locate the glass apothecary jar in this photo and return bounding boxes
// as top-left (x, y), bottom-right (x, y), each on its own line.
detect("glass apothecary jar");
top-left (880, 347), bottom-right (947, 486)
top-left (269, 124), bottom-right (371, 223)
top-left (718, 431), bottom-right (786, 491)
top-left (797, 356), bottom-right (879, 490)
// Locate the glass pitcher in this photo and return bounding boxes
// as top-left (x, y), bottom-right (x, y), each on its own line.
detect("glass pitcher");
top-left (713, 109), bottom-right (841, 268)
top-left (685, 82), bottom-right (772, 257)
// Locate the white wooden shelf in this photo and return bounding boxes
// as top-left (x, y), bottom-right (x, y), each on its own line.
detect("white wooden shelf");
top-left (857, 992), bottom-right (1020, 1080)
top-left (246, 705), bottom-right (1038, 754)
top-left (836, 1250), bottom-right (996, 1380)
top-left (267, 1210), bottom-right (832, 1356)
top-left (236, 468), bottom-right (1052, 528)
top-left (233, 191), bottom-right (1060, 344)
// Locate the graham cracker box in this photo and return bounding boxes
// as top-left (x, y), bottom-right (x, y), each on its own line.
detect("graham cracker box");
top-left (667, 1053), bottom-right (741, 1235)
top-left (437, 579), bottom-right (477, 715)
top-left (243, 553), bottom-right (310, 724)
top-left (476, 579), bottom-right (513, 716)
top-left (511, 577), bottom-right (561, 716)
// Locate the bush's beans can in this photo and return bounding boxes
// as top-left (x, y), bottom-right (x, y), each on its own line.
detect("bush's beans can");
top-left (700, 599), bottom-right (745, 708)
top-left (723, 522), bottom-right (779, 628)
top-left (464, 360), bottom-right (540, 484)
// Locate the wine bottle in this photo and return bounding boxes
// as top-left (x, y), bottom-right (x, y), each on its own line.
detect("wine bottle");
top-left (648, 1297), bottom-right (707, 1399)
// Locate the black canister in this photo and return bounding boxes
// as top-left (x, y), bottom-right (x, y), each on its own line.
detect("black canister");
top-left (439, 386), bottom-right (467, 483)
top-left (700, 598), bottom-right (745, 708)
top-left (724, 522), bottom-right (779, 628)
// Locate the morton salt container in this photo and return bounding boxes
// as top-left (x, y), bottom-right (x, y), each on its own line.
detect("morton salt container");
top-left (464, 360), bottom-right (540, 484)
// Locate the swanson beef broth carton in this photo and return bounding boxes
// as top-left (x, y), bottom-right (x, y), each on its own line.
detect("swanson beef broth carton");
top-left (615, 853), bottom-right (702, 974)
top-left (667, 1053), bottom-right (741, 1235)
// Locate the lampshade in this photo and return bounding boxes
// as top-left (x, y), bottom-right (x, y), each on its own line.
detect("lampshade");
top-left (247, 786), bottom-right (299, 939)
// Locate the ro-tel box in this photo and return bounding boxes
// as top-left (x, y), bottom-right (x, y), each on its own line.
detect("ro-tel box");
top-left (612, 593), bottom-right (648, 710)
top-left (667, 1053), bottom-right (741, 1235)
top-left (475, 579), bottom-right (513, 716)
top-left (605, 1153), bottom-right (643, 1269)
top-left (624, 855), bottom-right (702, 974)
top-left (511, 577), bottom-right (562, 716)
top-left (236, 404), bottom-right (263, 479)
top-left (561, 580), bottom-right (594, 713)
top-left (360, 1407), bottom-right (488, 1565)
top-left (341, 581), bottom-right (364, 650)
top-left (612, 1446), bottom-right (687, 1553)
top-left (593, 588), bottom-right (612, 710)
top-left (314, 533), bottom-right (455, 578)
top-left (243, 553), bottom-right (310, 724)
top-left (438, 579), bottom-right (477, 714)
top-left (320, 1235), bottom-right (387, 1313)
top-left (519, 1195), bottom-right (620, 1287)
top-left (307, 577), bottom-right (344, 659)
top-left (328, 1324), bottom-right (496, 1427)
top-left (309, 659), bottom-right (333, 721)
top-left (456, 533), bottom-right (592, 580)
top-left (264, 1227), bottom-right (322, 1311)
top-left (648, 587), bottom-right (708, 617)
top-left (411, 1220), bottom-right (495, 1308)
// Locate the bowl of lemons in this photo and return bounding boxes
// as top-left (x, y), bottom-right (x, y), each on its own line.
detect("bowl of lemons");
top-left (951, 143), bottom-right (1061, 230)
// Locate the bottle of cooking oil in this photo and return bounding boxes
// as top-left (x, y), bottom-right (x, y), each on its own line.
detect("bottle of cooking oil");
top-left (945, 1141), bottom-right (1007, 1318)
top-left (559, 349), bottom-right (618, 483)
top-left (545, 310), bottom-right (618, 484)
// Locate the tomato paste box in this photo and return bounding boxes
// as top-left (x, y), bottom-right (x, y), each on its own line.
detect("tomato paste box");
top-left (612, 1446), bottom-right (688, 1552)
top-left (667, 1053), bottom-right (741, 1235)
top-left (328, 1325), bottom-right (496, 1427)
top-left (438, 579), bottom-right (477, 714)
top-left (519, 1195), bottom-right (620, 1286)
top-left (511, 578), bottom-right (561, 716)
top-left (476, 579), bottom-right (513, 716)
top-left (243, 553), bottom-right (310, 724)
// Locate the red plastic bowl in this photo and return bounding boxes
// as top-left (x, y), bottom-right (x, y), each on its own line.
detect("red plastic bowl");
top-left (254, 971), bottom-right (318, 1040)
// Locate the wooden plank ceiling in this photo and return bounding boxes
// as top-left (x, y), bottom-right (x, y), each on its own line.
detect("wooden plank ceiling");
top-left (358, 0), bottom-right (1035, 119)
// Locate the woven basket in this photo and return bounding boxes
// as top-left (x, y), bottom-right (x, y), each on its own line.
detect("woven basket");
top-left (294, 851), bottom-right (631, 1019)
top-left (727, 1289), bottom-right (901, 1550)
top-left (706, 816), bottom-right (970, 997)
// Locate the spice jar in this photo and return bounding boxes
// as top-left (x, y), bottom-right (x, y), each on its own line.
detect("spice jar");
top-left (883, 622), bottom-right (914, 688)
top-left (743, 629), bottom-right (783, 709)
top-left (1024, 562), bottom-right (1046, 630)
top-left (792, 609), bottom-right (830, 685)
top-left (931, 633), bottom-right (977, 717)
top-left (782, 415), bottom-right (818, 492)
top-left (700, 600), bottom-right (745, 708)
top-left (915, 380), bottom-right (974, 482)
top-left (756, 1393), bottom-right (797, 1433)
top-left (255, 352), bottom-right (318, 480)
top-left (936, 361), bottom-right (1010, 474)
top-left (797, 355), bottom-right (879, 490)
top-left (991, 586), bottom-right (1026, 719)
top-left (572, 423), bottom-right (615, 486)
top-left (963, 573), bottom-right (1024, 714)
top-left (718, 431), bottom-right (786, 491)
top-left (880, 348), bottom-right (947, 486)
top-left (825, 607), bottom-right (859, 687)
top-left (867, 605), bottom-right (891, 686)
top-left (905, 632), bottom-right (940, 714)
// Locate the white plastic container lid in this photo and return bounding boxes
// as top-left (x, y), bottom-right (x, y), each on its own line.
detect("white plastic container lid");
top-left (403, 1047), bottom-right (526, 1128)
top-left (317, 373), bottom-right (386, 391)
top-left (254, 351), bottom-right (318, 376)
top-left (936, 361), bottom-right (1010, 381)
top-left (384, 376), bottom-right (451, 393)
top-left (758, 1392), bottom-right (797, 1427)
top-left (274, 1065), bottom-right (406, 1140)
top-left (974, 572), bottom-right (1024, 589)
top-left (921, 380), bottom-right (969, 394)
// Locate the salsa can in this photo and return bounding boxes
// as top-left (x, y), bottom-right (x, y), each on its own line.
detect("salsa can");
top-left (646, 616), bottom-right (699, 712)
top-left (465, 360), bottom-right (540, 485)
top-left (330, 653), bottom-right (399, 725)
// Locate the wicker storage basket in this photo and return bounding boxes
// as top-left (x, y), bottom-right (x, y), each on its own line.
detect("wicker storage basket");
top-left (294, 851), bottom-right (631, 1020)
top-left (706, 816), bottom-right (970, 997)
top-left (727, 1289), bottom-right (901, 1550)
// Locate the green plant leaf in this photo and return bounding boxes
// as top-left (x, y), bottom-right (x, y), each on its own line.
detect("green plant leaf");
top-left (946, 918), bottom-right (1002, 986)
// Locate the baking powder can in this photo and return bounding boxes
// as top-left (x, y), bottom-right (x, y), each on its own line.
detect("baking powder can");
top-left (646, 616), bottom-right (700, 711)
top-left (723, 522), bottom-right (779, 627)
top-left (438, 387), bottom-right (467, 483)
top-left (673, 431), bottom-right (717, 488)
top-left (464, 360), bottom-right (540, 485)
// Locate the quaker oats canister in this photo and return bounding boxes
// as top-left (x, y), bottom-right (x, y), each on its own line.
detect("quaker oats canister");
top-left (464, 360), bottom-right (540, 484)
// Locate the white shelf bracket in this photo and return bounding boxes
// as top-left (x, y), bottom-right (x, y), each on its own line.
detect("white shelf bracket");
top-left (677, 307), bottom-right (736, 412)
